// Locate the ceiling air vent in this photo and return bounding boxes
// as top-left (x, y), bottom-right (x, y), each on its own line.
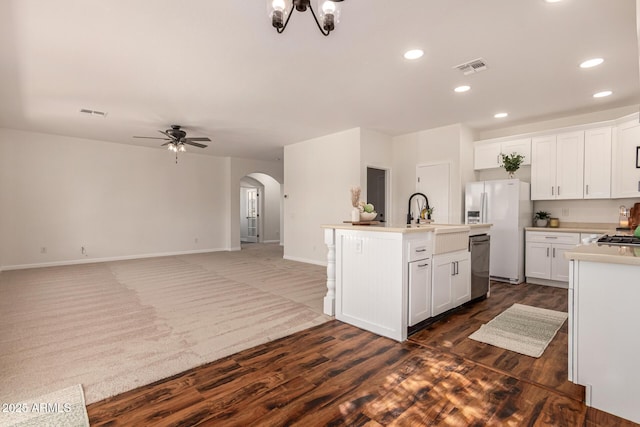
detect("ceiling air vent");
top-left (80, 108), bottom-right (108, 118)
top-left (453, 58), bottom-right (488, 75)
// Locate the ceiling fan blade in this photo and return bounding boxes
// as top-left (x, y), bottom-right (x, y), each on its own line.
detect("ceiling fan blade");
top-left (184, 141), bottom-right (208, 148)
top-left (160, 142), bottom-right (172, 146)
top-left (185, 137), bottom-right (211, 142)
top-left (159, 130), bottom-right (175, 139)
top-left (133, 136), bottom-right (170, 140)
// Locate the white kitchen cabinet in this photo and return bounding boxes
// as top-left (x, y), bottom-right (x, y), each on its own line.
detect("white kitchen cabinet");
top-left (525, 231), bottom-right (579, 285)
top-left (432, 249), bottom-right (470, 316)
top-left (612, 119), bottom-right (640, 198)
top-left (530, 135), bottom-right (557, 199)
top-left (583, 127), bottom-right (612, 199)
top-left (501, 138), bottom-right (531, 166)
top-left (474, 138), bottom-right (531, 170)
top-left (474, 141), bottom-right (502, 170)
top-left (408, 258), bottom-right (431, 326)
top-left (531, 132), bottom-right (584, 200)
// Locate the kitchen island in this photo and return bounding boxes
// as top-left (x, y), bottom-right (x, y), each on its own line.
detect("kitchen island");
top-left (565, 243), bottom-right (640, 424)
top-left (321, 223), bottom-right (485, 341)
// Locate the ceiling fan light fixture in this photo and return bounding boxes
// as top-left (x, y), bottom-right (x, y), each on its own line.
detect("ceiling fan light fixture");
top-left (178, 144), bottom-right (186, 152)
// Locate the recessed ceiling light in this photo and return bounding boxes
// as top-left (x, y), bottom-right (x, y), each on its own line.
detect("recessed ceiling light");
top-left (593, 90), bottom-right (612, 98)
top-left (454, 85), bottom-right (471, 93)
top-left (494, 112), bottom-right (508, 118)
top-left (545, 0), bottom-right (562, 3)
top-left (580, 58), bottom-right (604, 69)
top-left (404, 49), bottom-right (424, 60)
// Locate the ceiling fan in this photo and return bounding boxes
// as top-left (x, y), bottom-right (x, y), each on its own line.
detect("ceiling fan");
top-left (133, 125), bottom-right (211, 163)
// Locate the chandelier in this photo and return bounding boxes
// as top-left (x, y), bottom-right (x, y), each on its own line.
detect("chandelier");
top-left (269, 0), bottom-right (345, 36)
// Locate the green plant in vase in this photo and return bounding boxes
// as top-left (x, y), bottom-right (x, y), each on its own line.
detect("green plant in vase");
top-left (534, 210), bottom-right (551, 227)
top-left (501, 152), bottom-right (525, 178)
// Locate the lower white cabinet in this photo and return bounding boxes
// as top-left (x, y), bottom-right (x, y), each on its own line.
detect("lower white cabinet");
top-left (432, 250), bottom-right (470, 317)
top-left (408, 258), bottom-right (431, 326)
top-left (525, 231), bottom-right (579, 284)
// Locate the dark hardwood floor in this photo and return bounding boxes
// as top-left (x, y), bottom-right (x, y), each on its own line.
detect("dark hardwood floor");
top-left (87, 282), bottom-right (638, 426)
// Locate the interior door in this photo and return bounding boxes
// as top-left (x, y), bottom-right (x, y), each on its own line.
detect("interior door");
top-left (417, 163), bottom-right (450, 223)
top-left (246, 188), bottom-right (259, 243)
top-left (367, 167), bottom-right (387, 222)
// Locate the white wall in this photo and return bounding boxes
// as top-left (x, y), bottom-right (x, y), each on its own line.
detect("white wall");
top-left (284, 128), bottom-right (360, 265)
top-left (477, 105), bottom-right (639, 140)
top-left (392, 124), bottom-right (467, 224)
top-left (0, 128), bottom-right (230, 269)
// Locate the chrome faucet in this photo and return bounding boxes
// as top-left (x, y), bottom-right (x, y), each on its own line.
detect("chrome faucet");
top-left (407, 192), bottom-right (430, 224)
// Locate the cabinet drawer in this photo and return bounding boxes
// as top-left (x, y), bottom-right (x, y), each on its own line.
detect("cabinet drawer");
top-left (409, 240), bottom-right (432, 262)
top-left (526, 231), bottom-right (579, 245)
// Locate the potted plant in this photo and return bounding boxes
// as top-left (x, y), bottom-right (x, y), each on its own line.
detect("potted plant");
top-left (534, 211), bottom-right (551, 227)
top-left (501, 152), bottom-right (525, 178)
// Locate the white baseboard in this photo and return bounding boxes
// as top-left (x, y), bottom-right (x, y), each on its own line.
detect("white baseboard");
top-left (1, 248), bottom-right (230, 271)
top-left (262, 240), bottom-right (280, 244)
top-left (283, 255), bottom-right (327, 267)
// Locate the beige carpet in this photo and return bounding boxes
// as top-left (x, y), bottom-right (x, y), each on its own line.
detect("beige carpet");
top-left (469, 303), bottom-right (568, 358)
top-left (0, 244), bottom-right (330, 404)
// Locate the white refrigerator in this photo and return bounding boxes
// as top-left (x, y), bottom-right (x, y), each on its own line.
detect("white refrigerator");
top-left (465, 179), bottom-right (532, 284)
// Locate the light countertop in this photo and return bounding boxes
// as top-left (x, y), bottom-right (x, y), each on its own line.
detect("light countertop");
top-left (564, 243), bottom-right (640, 266)
top-left (321, 223), bottom-right (479, 234)
top-left (525, 222), bottom-right (617, 235)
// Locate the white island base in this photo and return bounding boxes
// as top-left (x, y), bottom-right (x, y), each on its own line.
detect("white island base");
top-left (322, 224), bottom-right (473, 342)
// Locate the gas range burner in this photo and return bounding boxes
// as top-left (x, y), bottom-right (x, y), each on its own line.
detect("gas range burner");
top-left (597, 235), bottom-right (640, 247)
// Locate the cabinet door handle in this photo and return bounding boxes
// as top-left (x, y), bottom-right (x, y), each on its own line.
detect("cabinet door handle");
top-left (418, 263), bottom-right (429, 268)
top-left (416, 248), bottom-right (427, 253)
top-left (547, 248), bottom-right (550, 257)
top-left (586, 184), bottom-right (589, 195)
top-left (497, 154), bottom-right (500, 165)
top-left (551, 186), bottom-right (554, 196)
top-left (558, 186), bottom-right (560, 196)
top-left (545, 236), bottom-right (558, 239)
top-left (553, 248), bottom-right (556, 258)
top-left (451, 263), bottom-right (455, 276)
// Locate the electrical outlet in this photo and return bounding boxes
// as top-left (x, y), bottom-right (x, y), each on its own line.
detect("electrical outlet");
top-left (194, 238), bottom-right (199, 244)
top-left (355, 239), bottom-right (363, 253)
top-left (81, 246), bottom-right (86, 255)
top-left (40, 247), bottom-right (46, 254)
top-left (562, 208), bottom-right (569, 217)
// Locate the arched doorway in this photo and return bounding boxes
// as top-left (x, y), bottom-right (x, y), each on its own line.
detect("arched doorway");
top-left (239, 172), bottom-right (282, 246)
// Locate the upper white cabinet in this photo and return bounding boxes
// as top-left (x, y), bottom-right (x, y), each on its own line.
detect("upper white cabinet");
top-left (583, 127), bottom-right (612, 199)
top-left (501, 138), bottom-right (532, 165)
top-left (612, 120), bottom-right (640, 199)
top-left (531, 131), bottom-right (584, 200)
top-left (474, 142), bottom-right (502, 170)
top-left (474, 138), bottom-right (531, 170)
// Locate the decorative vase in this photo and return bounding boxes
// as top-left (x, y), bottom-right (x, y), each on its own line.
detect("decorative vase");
top-left (535, 219), bottom-right (548, 227)
top-left (508, 171), bottom-right (516, 179)
top-left (351, 207), bottom-right (360, 222)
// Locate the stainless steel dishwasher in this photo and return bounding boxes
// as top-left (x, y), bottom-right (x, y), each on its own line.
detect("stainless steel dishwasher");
top-left (469, 234), bottom-right (490, 300)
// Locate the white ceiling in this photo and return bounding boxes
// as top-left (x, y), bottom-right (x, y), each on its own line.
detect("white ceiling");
top-left (1, 0), bottom-right (638, 160)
